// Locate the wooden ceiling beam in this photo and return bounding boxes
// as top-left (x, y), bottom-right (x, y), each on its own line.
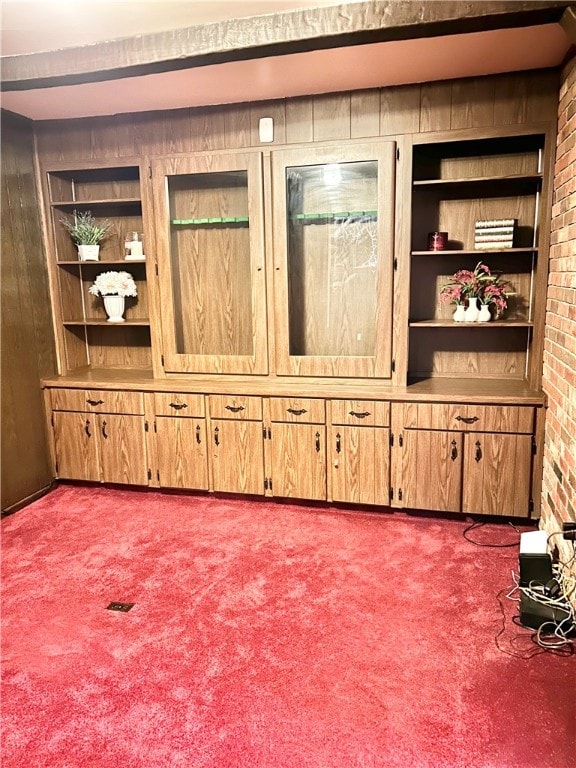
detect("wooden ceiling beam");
top-left (560, 4), bottom-right (576, 44)
top-left (1, 0), bottom-right (571, 91)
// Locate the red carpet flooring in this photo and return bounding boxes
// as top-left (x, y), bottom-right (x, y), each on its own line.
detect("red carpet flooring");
top-left (1, 484), bottom-right (574, 768)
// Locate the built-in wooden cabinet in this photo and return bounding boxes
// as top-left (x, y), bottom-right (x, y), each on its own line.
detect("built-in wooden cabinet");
top-left (408, 133), bottom-right (550, 388)
top-left (154, 393), bottom-right (208, 490)
top-left (399, 402), bottom-right (535, 516)
top-left (43, 162), bottom-right (153, 375)
top-left (38, 76), bottom-right (558, 519)
top-left (45, 385), bottom-right (541, 517)
top-left (268, 399), bottom-right (327, 499)
top-left (209, 395), bottom-right (265, 494)
top-left (271, 143), bottom-right (397, 378)
top-left (151, 153), bottom-right (267, 375)
top-left (330, 400), bottom-right (390, 505)
top-left (51, 388), bottom-right (148, 485)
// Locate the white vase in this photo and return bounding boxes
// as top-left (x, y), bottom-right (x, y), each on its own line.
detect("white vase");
top-left (464, 297), bottom-right (480, 322)
top-left (477, 304), bottom-right (492, 322)
top-left (452, 304), bottom-right (466, 323)
top-left (78, 244), bottom-right (100, 261)
top-left (103, 296), bottom-right (126, 323)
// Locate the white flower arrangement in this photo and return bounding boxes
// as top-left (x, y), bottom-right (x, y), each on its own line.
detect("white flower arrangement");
top-left (88, 271), bottom-right (138, 297)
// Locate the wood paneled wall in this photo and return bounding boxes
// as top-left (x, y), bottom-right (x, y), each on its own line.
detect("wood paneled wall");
top-left (35, 70), bottom-right (559, 162)
top-left (1, 111), bottom-right (57, 512)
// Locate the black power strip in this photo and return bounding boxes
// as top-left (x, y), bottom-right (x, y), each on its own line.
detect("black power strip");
top-left (519, 593), bottom-right (573, 632)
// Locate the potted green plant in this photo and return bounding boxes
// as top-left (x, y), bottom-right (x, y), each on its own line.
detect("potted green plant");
top-left (60, 210), bottom-right (112, 261)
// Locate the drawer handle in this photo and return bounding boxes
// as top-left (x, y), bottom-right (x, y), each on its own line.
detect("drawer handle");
top-left (287, 408), bottom-right (307, 416)
top-left (86, 398), bottom-right (104, 406)
top-left (450, 440), bottom-right (458, 461)
top-left (101, 420), bottom-right (108, 439)
top-left (84, 419), bottom-right (92, 438)
top-left (169, 402), bottom-right (188, 411)
top-left (214, 427), bottom-right (220, 446)
top-left (475, 441), bottom-right (482, 463)
top-left (336, 433), bottom-right (341, 453)
top-left (456, 415), bottom-right (479, 424)
top-left (196, 425), bottom-right (201, 444)
top-left (225, 405), bottom-right (245, 413)
top-left (315, 432), bottom-right (321, 452)
top-left (349, 410), bottom-right (370, 419)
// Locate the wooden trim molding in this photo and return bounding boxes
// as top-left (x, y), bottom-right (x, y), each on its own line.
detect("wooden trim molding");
top-left (1, 1), bottom-right (570, 91)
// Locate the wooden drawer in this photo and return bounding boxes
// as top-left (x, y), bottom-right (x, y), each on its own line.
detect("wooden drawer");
top-left (51, 388), bottom-right (144, 415)
top-left (154, 392), bottom-right (205, 417)
top-left (209, 395), bottom-right (262, 421)
top-left (270, 397), bottom-right (325, 424)
top-left (331, 400), bottom-right (390, 427)
top-left (403, 403), bottom-right (534, 434)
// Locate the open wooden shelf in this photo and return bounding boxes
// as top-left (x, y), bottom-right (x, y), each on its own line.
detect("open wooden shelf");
top-left (52, 198), bottom-right (141, 207)
top-left (63, 319), bottom-right (151, 327)
top-left (411, 248), bottom-right (538, 256)
top-left (57, 259), bottom-right (147, 266)
top-left (412, 172), bottom-right (542, 187)
top-left (409, 320), bottom-right (533, 328)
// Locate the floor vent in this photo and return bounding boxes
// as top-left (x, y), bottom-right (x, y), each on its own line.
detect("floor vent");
top-left (106, 602), bottom-right (135, 612)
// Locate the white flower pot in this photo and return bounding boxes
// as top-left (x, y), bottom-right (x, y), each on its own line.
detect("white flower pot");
top-left (477, 304), bottom-right (492, 322)
top-left (103, 296), bottom-right (126, 323)
top-left (452, 305), bottom-right (466, 323)
top-left (464, 297), bottom-right (480, 322)
top-left (78, 244), bottom-right (100, 261)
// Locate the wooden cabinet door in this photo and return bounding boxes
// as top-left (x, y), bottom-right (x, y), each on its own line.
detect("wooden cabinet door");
top-left (331, 426), bottom-right (390, 505)
top-left (53, 411), bottom-right (100, 482)
top-left (211, 420), bottom-right (264, 495)
top-left (152, 153), bottom-right (267, 375)
top-left (97, 415), bottom-right (148, 486)
top-left (463, 433), bottom-right (532, 517)
top-left (402, 430), bottom-right (462, 512)
top-left (270, 424), bottom-right (326, 500)
top-left (156, 417), bottom-right (208, 490)
top-left (271, 142), bottom-right (396, 378)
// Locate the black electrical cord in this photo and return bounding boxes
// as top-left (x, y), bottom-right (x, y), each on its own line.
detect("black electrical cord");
top-left (463, 520), bottom-right (521, 548)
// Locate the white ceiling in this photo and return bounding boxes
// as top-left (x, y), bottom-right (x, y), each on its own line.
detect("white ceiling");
top-left (0, 1), bottom-right (571, 121)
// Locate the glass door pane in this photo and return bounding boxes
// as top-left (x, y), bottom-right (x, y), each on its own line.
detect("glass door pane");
top-left (168, 171), bottom-right (252, 356)
top-left (153, 153), bottom-right (267, 375)
top-left (272, 143), bottom-right (396, 379)
top-left (286, 160), bottom-right (378, 358)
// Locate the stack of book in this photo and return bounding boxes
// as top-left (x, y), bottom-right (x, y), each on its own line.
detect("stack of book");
top-left (474, 219), bottom-right (516, 250)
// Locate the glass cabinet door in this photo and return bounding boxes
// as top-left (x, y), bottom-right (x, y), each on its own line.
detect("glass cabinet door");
top-left (152, 153), bottom-right (267, 374)
top-left (271, 143), bottom-right (396, 378)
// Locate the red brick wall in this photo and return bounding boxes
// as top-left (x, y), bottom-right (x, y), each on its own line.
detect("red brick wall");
top-left (541, 55), bottom-right (576, 565)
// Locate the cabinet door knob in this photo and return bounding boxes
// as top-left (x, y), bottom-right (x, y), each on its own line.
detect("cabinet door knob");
top-left (86, 398), bottom-right (104, 406)
top-left (475, 441), bottom-right (482, 462)
top-left (349, 410), bottom-right (370, 419)
top-left (101, 420), bottom-right (108, 439)
top-left (169, 402), bottom-right (187, 411)
top-left (196, 425), bottom-right (201, 444)
top-left (84, 419), bottom-right (92, 438)
top-left (336, 433), bottom-right (341, 453)
top-left (214, 427), bottom-right (220, 446)
top-left (450, 440), bottom-right (458, 461)
top-left (225, 404), bottom-right (245, 413)
top-left (456, 415), bottom-right (479, 424)
top-left (315, 432), bottom-right (321, 452)
top-left (287, 408), bottom-right (307, 416)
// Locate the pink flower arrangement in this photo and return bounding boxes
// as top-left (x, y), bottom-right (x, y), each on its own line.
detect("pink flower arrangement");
top-left (440, 262), bottom-right (511, 318)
